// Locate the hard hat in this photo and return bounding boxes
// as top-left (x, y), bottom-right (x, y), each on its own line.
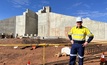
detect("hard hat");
top-left (76, 17), bottom-right (82, 22)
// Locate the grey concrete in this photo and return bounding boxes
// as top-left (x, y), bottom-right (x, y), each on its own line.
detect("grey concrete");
top-left (37, 7), bottom-right (107, 40)
top-left (37, 13), bottom-right (50, 36)
top-left (0, 17), bottom-right (16, 35)
top-left (25, 9), bottom-right (38, 35)
top-left (16, 15), bottom-right (25, 36)
top-left (0, 9), bottom-right (38, 37)
top-left (105, 23), bottom-right (107, 39)
top-left (0, 6), bottom-right (107, 40)
top-left (15, 9), bottom-right (38, 37)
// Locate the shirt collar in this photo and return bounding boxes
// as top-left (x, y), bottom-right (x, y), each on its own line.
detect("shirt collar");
top-left (76, 26), bottom-right (83, 28)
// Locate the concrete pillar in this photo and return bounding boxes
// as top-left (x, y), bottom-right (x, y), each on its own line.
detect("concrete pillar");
top-left (45, 6), bottom-right (51, 12)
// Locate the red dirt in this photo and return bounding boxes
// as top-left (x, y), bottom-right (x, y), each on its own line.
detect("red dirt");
top-left (0, 38), bottom-right (106, 65)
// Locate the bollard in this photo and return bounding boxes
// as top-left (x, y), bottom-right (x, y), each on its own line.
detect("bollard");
top-left (27, 61), bottom-right (30, 65)
top-left (100, 52), bottom-right (106, 65)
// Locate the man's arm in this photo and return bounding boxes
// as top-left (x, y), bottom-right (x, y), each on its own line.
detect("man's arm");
top-left (68, 35), bottom-right (72, 40)
top-left (83, 28), bottom-right (94, 47)
top-left (85, 28), bottom-right (94, 43)
top-left (87, 36), bottom-right (94, 43)
top-left (83, 36), bottom-right (94, 47)
top-left (68, 27), bottom-right (74, 44)
top-left (68, 35), bottom-right (74, 44)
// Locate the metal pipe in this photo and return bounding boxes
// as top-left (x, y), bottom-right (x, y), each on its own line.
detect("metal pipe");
top-left (43, 46), bottom-right (46, 65)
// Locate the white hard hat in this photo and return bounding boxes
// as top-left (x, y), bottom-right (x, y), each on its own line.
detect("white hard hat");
top-left (76, 17), bottom-right (82, 22)
top-left (61, 47), bottom-right (70, 55)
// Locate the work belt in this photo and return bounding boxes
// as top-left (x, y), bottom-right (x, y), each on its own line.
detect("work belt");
top-left (73, 40), bottom-right (85, 44)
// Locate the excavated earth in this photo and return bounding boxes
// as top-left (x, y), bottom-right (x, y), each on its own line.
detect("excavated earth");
top-left (0, 38), bottom-right (107, 65)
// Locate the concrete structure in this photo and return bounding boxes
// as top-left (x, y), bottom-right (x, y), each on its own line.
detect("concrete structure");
top-left (0, 9), bottom-right (38, 37)
top-left (0, 6), bottom-right (107, 40)
top-left (37, 7), bottom-right (107, 40)
top-left (0, 17), bottom-right (16, 35)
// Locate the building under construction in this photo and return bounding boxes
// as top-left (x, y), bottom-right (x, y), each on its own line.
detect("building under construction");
top-left (0, 6), bottom-right (107, 40)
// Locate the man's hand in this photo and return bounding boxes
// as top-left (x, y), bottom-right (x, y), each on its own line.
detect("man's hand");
top-left (82, 42), bottom-right (88, 47)
top-left (70, 40), bottom-right (74, 44)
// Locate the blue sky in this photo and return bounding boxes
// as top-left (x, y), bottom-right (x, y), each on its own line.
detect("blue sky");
top-left (0, 0), bottom-right (107, 22)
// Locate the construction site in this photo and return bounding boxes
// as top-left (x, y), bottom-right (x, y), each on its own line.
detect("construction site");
top-left (0, 6), bottom-right (107, 65)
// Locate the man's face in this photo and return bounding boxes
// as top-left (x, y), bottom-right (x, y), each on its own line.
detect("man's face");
top-left (76, 21), bottom-right (82, 27)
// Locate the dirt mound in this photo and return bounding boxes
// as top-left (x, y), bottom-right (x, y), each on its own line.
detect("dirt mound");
top-left (0, 39), bottom-right (106, 65)
top-left (0, 38), bottom-right (70, 44)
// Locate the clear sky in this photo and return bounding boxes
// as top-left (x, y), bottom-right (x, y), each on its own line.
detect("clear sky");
top-left (0, 0), bottom-right (107, 22)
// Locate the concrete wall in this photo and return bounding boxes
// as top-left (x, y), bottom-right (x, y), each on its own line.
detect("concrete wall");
top-left (0, 6), bottom-right (107, 40)
top-left (38, 11), bottom-right (107, 40)
top-left (25, 9), bottom-right (38, 35)
top-left (0, 9), bottom-right (38, 37)
top-left (49, 12), bottom-right (76, 37)
top-left (37, 13), bottom-right (50, 36)
top-left (105, 23), bottom-right (107, 39)
top-left (0, 17), bottom-right (16, 35)
top-left (15, 9), bottom-right (38, 37)
top-left (16, 15), bottom-right (25, 36)
top-left (37, 12), bottom-right (76, 37)
top-left (83, 19), bottom-right (106, 40)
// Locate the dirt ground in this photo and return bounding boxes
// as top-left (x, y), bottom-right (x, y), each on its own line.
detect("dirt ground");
top-left (0, 38), bottom-right (107, 65)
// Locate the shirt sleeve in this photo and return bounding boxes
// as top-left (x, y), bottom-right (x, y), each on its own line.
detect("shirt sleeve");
top-left (68, 28), bottom-right (73, 40)
top-left (85, 28), bottom-right (94, 43)
top-left (68, 35), bottom-right (72, 40)
top-left (68, 28), bottom-right (73, 35)
top-left (85, 28), bottom-right (94, 37)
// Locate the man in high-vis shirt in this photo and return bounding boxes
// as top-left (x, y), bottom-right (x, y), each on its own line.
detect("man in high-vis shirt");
top-left (68, 17), bottom-right (94, 65)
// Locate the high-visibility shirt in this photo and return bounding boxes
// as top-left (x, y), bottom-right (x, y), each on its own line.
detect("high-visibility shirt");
top-left (68, 26), bottom-right (94, 41)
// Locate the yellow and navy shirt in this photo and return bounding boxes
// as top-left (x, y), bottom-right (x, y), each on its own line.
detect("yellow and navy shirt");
top-left (68, 26), bottom-right (94, 43)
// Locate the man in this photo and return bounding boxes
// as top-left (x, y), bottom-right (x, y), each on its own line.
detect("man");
top-left (68, 17), bottom-right (94, 65)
